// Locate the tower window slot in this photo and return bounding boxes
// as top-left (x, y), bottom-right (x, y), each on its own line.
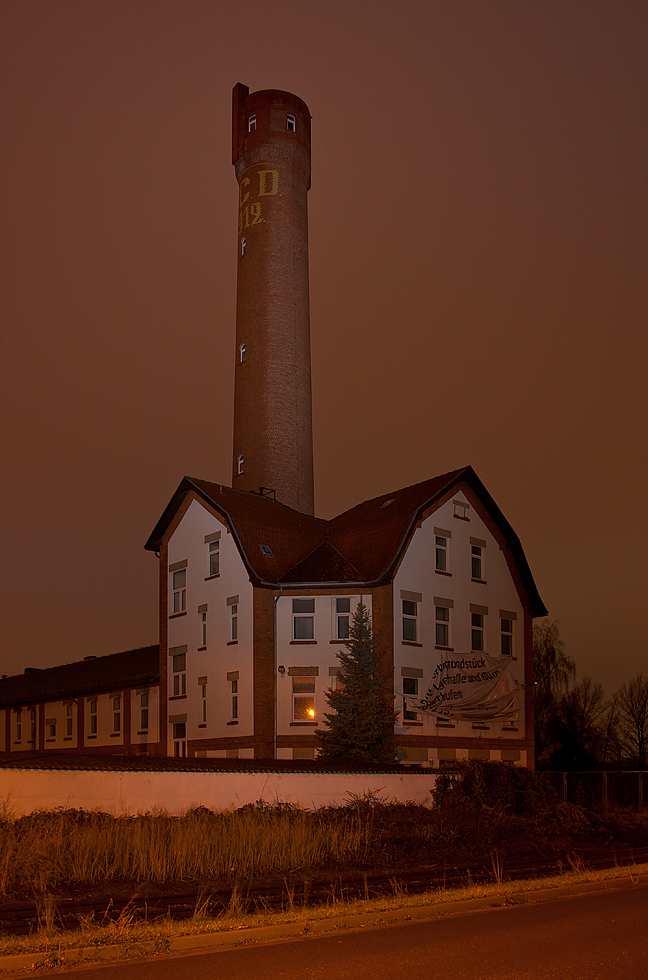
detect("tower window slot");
top-left (239, 342), bottom-right (246, 362)
top-left (248, 115), bottom-right (256, 132)
top-left (241, 237), bottom-right (246, 256)
top-left (287, 114), bottom-right (295, 132)
top-left (237, 454), bottom-right (244, 475)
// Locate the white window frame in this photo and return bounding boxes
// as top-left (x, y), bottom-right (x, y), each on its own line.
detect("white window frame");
top-left (140, 691), bottom-right (149, 731)
top-left (402, 677), bottom-right (419, 722)
top-left (231, 678), bottom-right (238, 720)
top-left (292, 675), bottom-right (315, 721)
top-left (207, 539), bottom-right (219, 577)
top-left (435, 604), bottom-right (451, 647)
top-left (241, 236), bottom-right (246, 256)
top-left (248, 114), bottom-right (256, 132)
top-left (112, 695), bottom-right (121, 733)
top-left (471, 612), bottom-right (485, 652)
top-left (237, 454), bottom-right (244, 475)
top-left (471, 538), bottom-right (486, 581)
top-left (435, 535), bottom-right (448, 572)
top-left (200, 610), bottom-right (207, 646)
top-left (334, 597), bottom-right (351, 639)
top-left (293, 598), bottom-right (315, 640)
top-left (89, 700), bottom-right (98, 734)
top-left (239, 342), bottom-right (246, 363)
top-left (230, 604), bottom-right (238, 641)
top-left (402, 599), bottom-right (418, 642)
top-left (172, 568), bottom-right (186, 614)
top-left (172, 722), bottom-right (186, 757)
top-left (172, 653), bottom-right (187, 697)
top-left (501, 617), bottom-right (514, 656)
top-left (286, 113), bottom-right (295, 131)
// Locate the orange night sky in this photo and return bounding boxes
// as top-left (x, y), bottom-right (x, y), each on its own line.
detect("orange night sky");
top-left (1, 0), bottom-right (646, 696)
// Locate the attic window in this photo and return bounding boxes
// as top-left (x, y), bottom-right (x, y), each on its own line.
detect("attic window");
top-left (260, 544), bottom-right (274, 558)
top-left (381, 499), bottom-right (395, 509)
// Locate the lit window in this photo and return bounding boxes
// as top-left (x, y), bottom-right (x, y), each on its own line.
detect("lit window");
top-left (293, 676), bottom-right (315, 721)
top-left (172, 569), bottom-right (186, 614)
top-left (172, 653), bottom-right (187, 697)
top-left (66, 703), bottom-right (73, 737)
top-left (237, 454), bottom-right (244, 475)
top-left (112, 696), bottom-right (121, 732)
top-left (287, 114), bottom-right (295, 132)
top-left (140, 691), bottom-right (149, 730)
top-left (335, 598), bottom-right (350, 639)
top-left (248, 114), bottom-right (256, 132)
top-left (403, 677), bottom-right (418, 721)
top-left (435, 536), bottom-right (448, 571)
top-left (402, 600), bottom-right (418, 642)
top-left (239, 342), bottom-right (246, 363)
top-left (90, 700), bottom-right (97, 734)
top-left (435, 605), bottom-right (450, 647)
top-left (471, 613), bottom-right (485, 652)
top-left (501, 618), bottom-right (513, 656)
top-left (293, 598), bottom-right (315, 639)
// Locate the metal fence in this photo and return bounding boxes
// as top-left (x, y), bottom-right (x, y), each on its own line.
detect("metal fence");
top-left (546, 771), bottom-right (647, 809)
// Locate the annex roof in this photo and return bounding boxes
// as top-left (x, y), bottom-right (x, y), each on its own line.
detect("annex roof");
top-left (145, 467), bottom-right (547, 616)
top-left (0, 646), bottom-right (159, 709)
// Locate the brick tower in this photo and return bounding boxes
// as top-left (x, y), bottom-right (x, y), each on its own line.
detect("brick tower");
top-left (231, 84), bottom-right (314, 516)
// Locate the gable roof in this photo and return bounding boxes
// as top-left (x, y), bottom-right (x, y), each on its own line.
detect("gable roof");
top-left (0, 645), bottom-right (159, 709)
top-left (145, 467), bottom-right (547, 616)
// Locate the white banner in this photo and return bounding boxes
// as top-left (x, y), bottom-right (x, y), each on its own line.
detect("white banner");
top-left (404, 653), bottom-right (520, 722)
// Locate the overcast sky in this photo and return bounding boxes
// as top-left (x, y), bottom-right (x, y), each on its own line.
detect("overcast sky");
top-left (1, 0), bottom-right (646, 696)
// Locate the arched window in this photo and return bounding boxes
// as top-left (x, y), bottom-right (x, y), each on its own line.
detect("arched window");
top-left (287, 114), bottom-right (295, 132)
top-left (248, 114), bottom-right (256, 132)
top-left (237, 454), bottom-right (244, 475)
top-left (239, 342), bottom-right (246, 363)
top-left (241, 237), bottom-right (246, 256)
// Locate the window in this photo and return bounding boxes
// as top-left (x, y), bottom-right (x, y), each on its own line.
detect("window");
top-left (287, 114), bottom-right (295, 132)
top-left (47, 719), bottom-right (56, 738)
top-left (172, 653), bottom-right (187, 697)
top-left (237, 454), bottom-right (244, 475)
top-left (501, 618), bottom-right (513, 656)
top-left (140, 692), bottom-right (149, 730)
top-left (471, 538), bottom-right (486, 580)
top-left (198, 680), bottom-right (207, 723)
top-left (402, 600), bottom-right (418, 641)
top-left (172, 569), bottom-right (186, 613)
top-left (248, 114), bottom-right (256, 132)
top-left (335, 598), bottom-right (350, 639)
top-left (239, 342), bottom-right (246, 363)
top-left (173, 722), bottom-right (186, 757)
top-left (435, 535), bottom-right (448, 571)
top-left (90, 700), bottom-right (97, 734)
top-left (241, 236), bottom-right (246, 256)
top-left (293, 676), bottom-right (315, 721)
top-left (230, 604), bottom-right (238, 640)
top-left (66, 703), bottom-right (73, 737)
top-left (435, 605), bottom-right (450, 647)
top-left (230, 679), bottom-right (238, 720)
top-left (293, 598), bottom-right (315, 639)
top-left (207, 539), bottom-right (219, 576)
top-left (29, 709), bottom-right (36, 742)
top-left (112, 696), bottom-right (121, 732)
top-left (15, 708), bottom-right (22, 742)
top-left (453, 499), bottom-right (469, 519)
top-left (471, 613), bottom-right (485, 651)
top-left (403, 677), bottom-right (418, 722)
top-left (200, 610), bottom-right (207, 646)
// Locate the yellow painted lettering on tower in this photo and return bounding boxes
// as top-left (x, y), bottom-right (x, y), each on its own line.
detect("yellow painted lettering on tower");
top-left (239, 177), bottom-right (250, 207)
top-left (257, 170), bottom-right (279, 197)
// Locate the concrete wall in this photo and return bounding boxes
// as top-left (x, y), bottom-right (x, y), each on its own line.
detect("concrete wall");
top-left (0, 766), bottom-right (437, 815)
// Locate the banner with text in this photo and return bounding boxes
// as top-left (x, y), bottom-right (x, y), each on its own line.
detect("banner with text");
top-left (404, 653), bottom-right (520, 722)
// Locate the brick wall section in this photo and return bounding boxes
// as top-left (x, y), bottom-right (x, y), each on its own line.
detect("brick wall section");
top-left (232, 85), bottom-right (314, 515)
top-left (253, 586), bottom-right (277, 758)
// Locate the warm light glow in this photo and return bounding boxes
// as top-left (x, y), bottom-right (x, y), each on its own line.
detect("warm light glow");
top-left (308, 708), bottom-right (315, 718)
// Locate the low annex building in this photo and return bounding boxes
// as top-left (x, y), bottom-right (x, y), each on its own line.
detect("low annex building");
top-left (0, 647), bottom-right (160, 757)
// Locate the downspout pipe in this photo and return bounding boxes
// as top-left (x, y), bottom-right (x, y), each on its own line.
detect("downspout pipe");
top-left (273, 585), bottom-right (284, 759)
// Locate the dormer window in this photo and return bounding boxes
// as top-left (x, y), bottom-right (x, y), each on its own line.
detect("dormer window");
top-left (287, 114), bottom-right (295, 132)
top-left (248, 114), bottom-right (256, 132)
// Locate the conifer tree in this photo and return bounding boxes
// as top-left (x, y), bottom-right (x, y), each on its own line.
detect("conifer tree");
top-left (316, 602), bottom-right (397, 763)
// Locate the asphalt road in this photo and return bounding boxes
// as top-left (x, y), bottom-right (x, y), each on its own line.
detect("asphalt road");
top-left (17, 881), bottom-right (648, 979)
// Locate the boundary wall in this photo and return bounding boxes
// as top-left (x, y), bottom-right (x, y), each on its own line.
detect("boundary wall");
top-left (0, 766), bottom-right (437, 815)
